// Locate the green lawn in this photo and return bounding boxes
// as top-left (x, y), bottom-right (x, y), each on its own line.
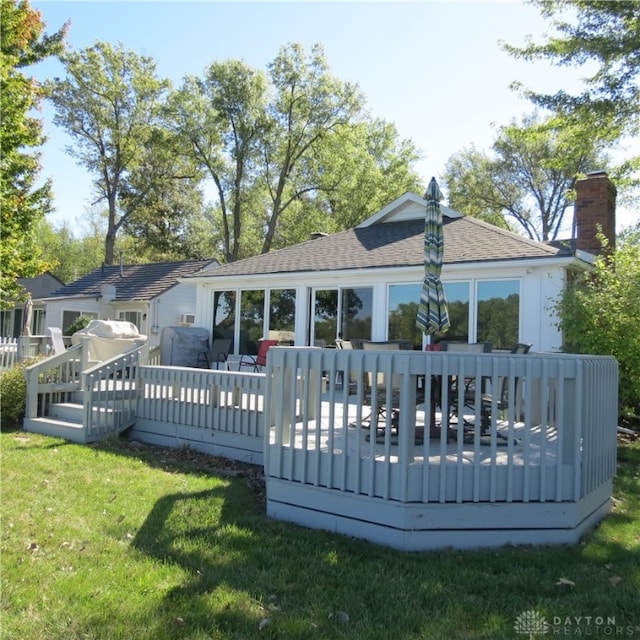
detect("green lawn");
top-left (1, 430), bottom-right (638, 640)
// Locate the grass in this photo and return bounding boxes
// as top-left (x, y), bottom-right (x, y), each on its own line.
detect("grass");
top-left (1, 429), bottom-right (639, 640)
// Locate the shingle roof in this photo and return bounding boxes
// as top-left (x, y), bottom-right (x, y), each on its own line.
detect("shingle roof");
top-left (49, 259), bottom-right (217, 301)
top-left (186, 216), bottom-right (567, 279)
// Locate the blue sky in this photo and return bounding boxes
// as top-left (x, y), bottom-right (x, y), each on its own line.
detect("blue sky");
top-left (31, 0), bottom-right (635, 233)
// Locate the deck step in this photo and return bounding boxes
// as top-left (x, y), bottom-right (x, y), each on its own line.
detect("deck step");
top-left (23, 417), bottom-right (88, 444)
top-left (48, 402), bottom-right (84, 423)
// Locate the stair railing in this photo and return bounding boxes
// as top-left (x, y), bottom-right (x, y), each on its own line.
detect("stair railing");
top-left (24, 344), bottom-right (84, 420)
top-left (81, 346), bottom-right (144, 440)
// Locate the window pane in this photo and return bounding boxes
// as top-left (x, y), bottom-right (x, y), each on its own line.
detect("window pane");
top-left (213, 291), bottom-right (235, 350)
top-left (118, 311), bottom-right (142, 328)
top-left (269, 289), bottom-right (296, 339)
top-left (443, 282), bottom-right (470, 342)
top-left (62, 311), bottom-right (96, 334)
top-left (314, 289), bottom-right (337, 345)
top-left (33, 309), bottom-right (45, 335)
top-left (240, 290), bottom-right (265, 355)
top-left (341, 287), bottom-right (372, 341)
top-left (388, 284), bottom-right (421, 348)
top-left (477, 280), bottom-right (520, 349)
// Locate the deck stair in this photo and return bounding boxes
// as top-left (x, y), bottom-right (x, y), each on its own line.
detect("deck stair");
top-left (25, 396), bottom-right (131, 444)
top-left (23, 344), bottom-right (143, 444)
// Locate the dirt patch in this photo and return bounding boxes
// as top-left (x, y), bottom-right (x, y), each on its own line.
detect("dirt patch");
top-left (107, 439), bottom-right (266, 503)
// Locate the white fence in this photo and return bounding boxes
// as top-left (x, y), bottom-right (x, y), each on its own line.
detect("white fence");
top-left (0, 337), bottom-right (17, 370)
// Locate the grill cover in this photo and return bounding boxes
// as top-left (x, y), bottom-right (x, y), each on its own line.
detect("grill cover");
top-left (159, 326), bottom-right (209, 367)
top-left (72, 320), bottom-right (147, 362)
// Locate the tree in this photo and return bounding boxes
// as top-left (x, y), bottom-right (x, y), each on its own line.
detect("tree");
top-left (118, 125), bottom-right (212, 260)
top-left (46, 41), bottom-right (171, 265)
top-left (172, 44), bottom-right (421, 262)
top-left (35, 218), bottom-right (102, 283)
top-left (169, 58), bottom-right (269, 263)
top-left (553, 225), bottom-right (640, 417)
top-left (0, 0), bottom-right (66, 307)
top-left (504, 1), bottom-right (640, 150)
top-left (443, 113), bottom-right (607, 241)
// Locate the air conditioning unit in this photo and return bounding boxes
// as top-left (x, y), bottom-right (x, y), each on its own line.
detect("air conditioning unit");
top-left (179, 313), bottom-right (196, 326)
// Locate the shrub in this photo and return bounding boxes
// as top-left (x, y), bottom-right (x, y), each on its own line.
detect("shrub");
top-left (0, 361), bottom-right (30, 428)
top-left (65, 315), bottom-right (93, 336)
top-left (554, 227), bottom-right (640, 418)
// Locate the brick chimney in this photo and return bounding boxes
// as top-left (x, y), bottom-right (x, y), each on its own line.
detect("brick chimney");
top-left (574, 171), bottom-right (616, 256)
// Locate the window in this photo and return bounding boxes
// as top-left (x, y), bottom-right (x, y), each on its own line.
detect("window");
top-left (388, 283), bottom-right (421, 348)
top-left (269, 289), bottom-right (296, 339)
top-left (239, 290), bottom-right (265, 354)
top-left (117, 310), bottom-right (142, 330)
top-left (443, 282), bottom-right (470, 342)
top-left (476, 280), bottom-right (520, 349)
top-left (212, 291), bottom-right (236, 349)
top-left (32, 309), bottom-right (46, 335)
top-left (314, 287), bottom-right (372, 346)
top-left (314, 289), bottom-right (338, 345)
top-left (62, 311), bottom-right (97, 334)
top-left (388, 279), bottom-right (519, 348)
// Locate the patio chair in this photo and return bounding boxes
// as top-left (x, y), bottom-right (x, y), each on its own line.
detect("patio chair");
top-left (48, 327), bottom-right (66, 355)
top-left (440, 341), bottom-right (492, 353)
top-left (238, 339), bottom-right (278, 372)
top-left (334, 339), bottom-right (357, 391)
top-left (454, 342), bottom-right (532, 443)
top-left (197, 338), bottom-right (232, 369)
top-left (356, 341), bottom-right (402, 436)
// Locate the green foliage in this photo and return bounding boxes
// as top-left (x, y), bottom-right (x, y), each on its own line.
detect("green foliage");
top-left (172, 43), bottom-right (421, 263)
top-left (504, 1), bottom-right (640, 159)
top-left (46, 41), bottom-right (172, 265)
top-left (0, 357), bottom-right (36, 426)
top-left (444, 112), bottom-right (607, 241)
top-left (64, 314), bottom-right (92, 336)
top-left (554, 227), bottom-right (640, 415)
top-left (0, 0), bottom-right (66, 306)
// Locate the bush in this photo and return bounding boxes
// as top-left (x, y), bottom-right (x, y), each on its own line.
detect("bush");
top-left (554, 227), bottom-right (640, 418)
top-left (0, 361), bottom-right (30, 428)
top-left (65, 315), bottom-right (93, 336)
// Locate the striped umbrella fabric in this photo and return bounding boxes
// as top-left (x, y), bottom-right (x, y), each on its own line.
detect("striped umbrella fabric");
top-left (416, 177), bottom-right (450, 336)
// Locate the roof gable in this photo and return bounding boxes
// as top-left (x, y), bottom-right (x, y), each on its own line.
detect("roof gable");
top-left (49, 259), bottom-right (217, 301)
top-left (358, 191), bottom-right (463, 227)
top-left (17, 272), bottom-right (65, 299)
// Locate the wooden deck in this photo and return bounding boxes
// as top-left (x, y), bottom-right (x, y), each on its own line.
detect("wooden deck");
top-left (265, 347), bottom-right (618, 550)
top-left (23, 343), bottom-right (619, 551)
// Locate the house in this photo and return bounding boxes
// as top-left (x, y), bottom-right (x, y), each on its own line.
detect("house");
top-left (22, 174), bottom-right (619, 550)
top-left (40, 259), bottom-right (218, 348)
top-left (0, 272), bottom-right (65, 338)
top-left (185, 172), bottom-right (616, 355)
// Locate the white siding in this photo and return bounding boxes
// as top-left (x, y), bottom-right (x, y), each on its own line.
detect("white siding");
top-left (148, 283), bottom-right (199, 348)
top-left (44, 299), bottom-right (102, 332)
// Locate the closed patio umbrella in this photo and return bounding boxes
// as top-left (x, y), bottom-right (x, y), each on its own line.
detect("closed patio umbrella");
top-left (416, 177), bottom-right (450, 337)
top-left (21, 295), bottom-right (33, 337)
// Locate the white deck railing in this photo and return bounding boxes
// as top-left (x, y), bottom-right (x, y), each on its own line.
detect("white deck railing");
top-left (81, 349), bottom-right (142, 440)
top-left (265, 348), bottom-right (618, 505)
top-left (132, 366), bottom-right (267, 464)
top-left (24, 343), bottom-right (145, 441)
top-left (23, 344), bottom-right (620, 549)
